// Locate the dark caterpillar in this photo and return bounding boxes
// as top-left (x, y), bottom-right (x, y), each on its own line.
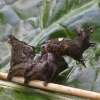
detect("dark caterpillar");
top-left (24, 53), bottom-right (68, 86)
top-left (7, 24), bottom-right (96, 86)
top-left (7, 35), bottom-right (36, 81)
top-left (41, 25), bottom-right (96, 67)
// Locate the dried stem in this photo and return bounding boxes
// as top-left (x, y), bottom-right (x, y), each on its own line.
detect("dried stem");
top-left (0, 72), bottom-right (100, 100)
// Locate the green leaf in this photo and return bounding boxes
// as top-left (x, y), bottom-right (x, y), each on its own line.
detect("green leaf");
top-left (0, 0), bottom-right (100, 100)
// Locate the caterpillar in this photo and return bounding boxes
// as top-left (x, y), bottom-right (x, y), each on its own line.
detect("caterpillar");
top-left (7, 24), bottom-right (96, 86)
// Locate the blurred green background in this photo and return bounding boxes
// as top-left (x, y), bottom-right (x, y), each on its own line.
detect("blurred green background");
top-left (0, 0), bottom-right (100, 100)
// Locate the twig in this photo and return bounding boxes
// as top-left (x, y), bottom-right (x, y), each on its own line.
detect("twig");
top-left (0, 72), bottom-right (100, 100)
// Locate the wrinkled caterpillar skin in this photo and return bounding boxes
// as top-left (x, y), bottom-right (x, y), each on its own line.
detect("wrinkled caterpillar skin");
top-left (7, 35), bottom-right (36, 81)
top-left (41, 25), bottom-right (96, 67)
top-left (7, 25), bottom-right (96, 86)
top-left (24, 53), bottom-right (68, 86)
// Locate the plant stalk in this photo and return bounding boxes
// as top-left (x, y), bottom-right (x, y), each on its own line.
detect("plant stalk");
top-left (0, 72), bottom-right (100, 100)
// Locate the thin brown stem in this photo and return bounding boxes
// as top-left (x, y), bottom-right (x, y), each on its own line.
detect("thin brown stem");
top-left (0, 72), bottom-right (100, 100)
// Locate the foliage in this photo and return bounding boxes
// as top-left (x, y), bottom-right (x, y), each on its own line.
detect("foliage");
top-left (0, 0), bottom-right (100, 100)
